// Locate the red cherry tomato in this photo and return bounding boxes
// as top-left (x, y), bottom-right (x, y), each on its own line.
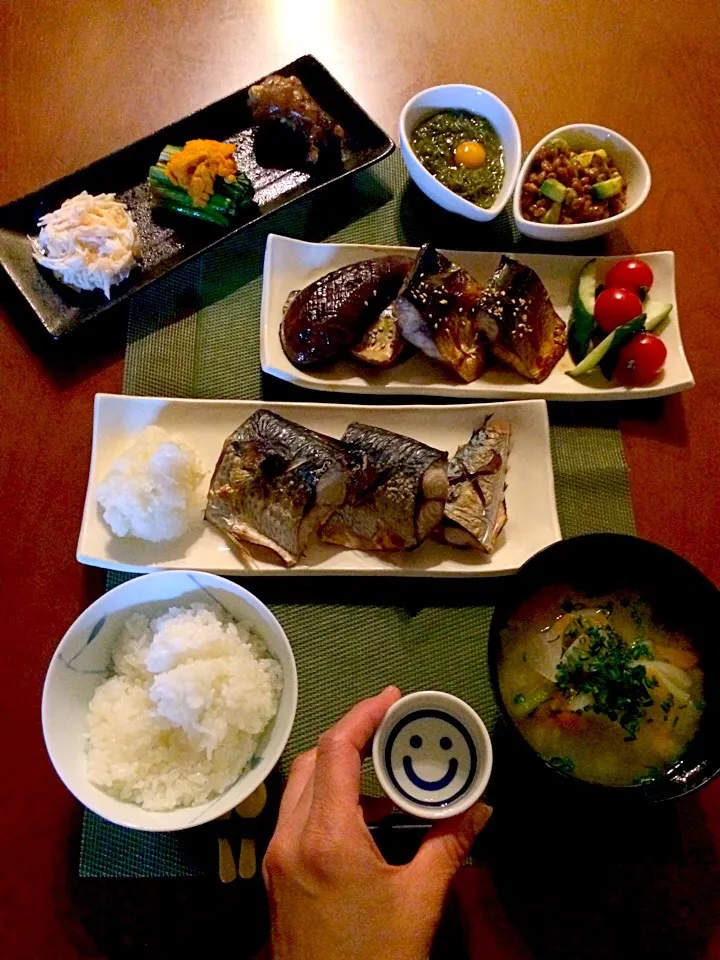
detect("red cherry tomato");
top-left (614, 333), bottom-right (667, 386)
top-left (605, 258), bottom-right (654, 297)
top-left (594, 287), bottom-right (644, 333)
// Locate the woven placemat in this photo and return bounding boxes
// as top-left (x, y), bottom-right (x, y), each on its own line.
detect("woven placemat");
top-left (80, 151), bottom-right (634, 877)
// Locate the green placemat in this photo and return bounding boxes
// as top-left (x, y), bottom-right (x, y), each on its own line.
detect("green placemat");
top-left (80, 151), bottom-right (634, 877)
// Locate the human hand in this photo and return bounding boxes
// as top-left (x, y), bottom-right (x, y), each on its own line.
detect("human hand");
top-left (263, 687), bottom-right (492, 960)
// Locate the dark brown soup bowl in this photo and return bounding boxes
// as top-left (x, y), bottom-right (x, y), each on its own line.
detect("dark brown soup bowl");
top-left (488, 534), bottom-right (720, 802)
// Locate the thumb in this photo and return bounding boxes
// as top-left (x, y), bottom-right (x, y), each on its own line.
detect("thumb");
top-left (409, 802), bottom-right (492, 895)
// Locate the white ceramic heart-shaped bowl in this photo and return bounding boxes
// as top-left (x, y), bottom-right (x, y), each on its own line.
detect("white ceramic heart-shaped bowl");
top-left (399, 84), bottom-right (521, 223)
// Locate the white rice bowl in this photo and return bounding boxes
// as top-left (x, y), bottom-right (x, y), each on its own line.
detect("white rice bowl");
top-left (42, 571), bottom-right (297, 831)
top-left (86, 604), bottom-right (283, 811)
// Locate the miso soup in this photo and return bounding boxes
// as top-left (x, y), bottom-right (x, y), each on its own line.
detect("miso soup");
top-left (498, 586), bottom-right (704, 786)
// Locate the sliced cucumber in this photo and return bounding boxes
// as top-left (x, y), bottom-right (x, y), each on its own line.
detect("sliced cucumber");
top-left (644, 299), bottom-right (673, 332)
top-left (599, 316), bottom-right (647, 380)
top-left (568, 259), bottom-right (597, 363)
top-left (567, 316), bottom-right (645, 378)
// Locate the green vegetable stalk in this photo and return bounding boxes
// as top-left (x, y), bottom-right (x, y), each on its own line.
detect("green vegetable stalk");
top-left (148, 145), bottom-right (254, 227)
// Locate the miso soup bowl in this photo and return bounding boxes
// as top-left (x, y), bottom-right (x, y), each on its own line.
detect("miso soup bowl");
top-left (488, 534), bottom-right (720, 802)
top-left (399, 84), bottom-right (522, 223)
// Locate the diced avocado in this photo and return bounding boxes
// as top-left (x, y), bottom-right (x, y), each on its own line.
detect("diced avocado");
top-left (567, 316), bottom-right (645, 379)
top-left (539, 178), bottom-right (567, 203)
top-left (545, 137), bottom-right (570, 151)
top-left (573, 151), bottom-right (595, 168)
top-left (592, 176), bottom-right (623, 201)
top-left (574, 148), bottom-right (608, 167)
top-left (568, 259), bottom-right (597, 363)
top-left (644, 299), bottom-right (673, 332)
top-left (541, 201), bottom-right (562, 224)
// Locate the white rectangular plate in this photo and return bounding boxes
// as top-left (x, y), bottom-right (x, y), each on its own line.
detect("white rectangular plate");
top-left (78, 394), bottom-right (560, 577)
top-left (260, 236), bottom-right (694, 401)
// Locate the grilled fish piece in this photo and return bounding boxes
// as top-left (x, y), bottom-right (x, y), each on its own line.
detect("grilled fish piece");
top-left (475, 256), bottom-right (566, 383)
top-left (321, 423), bottom-right (448, 551)
top-left (248, 74), bottom-right (345, 166)
top-left (439, 418), bottom-right (511, 553)
top-left (394, 244), bottom-right (487, 382)
top-left (349, 302), bottom-right (411, 367)
top-left (205, 410), bottom-right (351, 566)
top-left (281, 256), bottom-right (413, 368)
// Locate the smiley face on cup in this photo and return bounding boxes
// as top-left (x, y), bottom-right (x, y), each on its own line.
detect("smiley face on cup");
top-left (385, 709), bottom-right (477, 806)
top-left (373, 691), bottom-right (493, 819)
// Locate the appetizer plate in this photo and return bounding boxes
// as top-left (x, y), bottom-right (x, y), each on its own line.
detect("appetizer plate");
top-left (0, 56), bottom-right (393, 337)
top-left (260, 236), bottom-right (694, 401)
top-left (77, 394), bottom-right (560, 578)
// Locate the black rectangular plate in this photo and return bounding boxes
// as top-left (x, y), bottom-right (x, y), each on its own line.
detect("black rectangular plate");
top-left (0, 55), bottom-right (394, 337)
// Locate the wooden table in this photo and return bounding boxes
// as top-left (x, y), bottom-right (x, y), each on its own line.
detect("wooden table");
top-left (1, 2), bottom-right (719, 957)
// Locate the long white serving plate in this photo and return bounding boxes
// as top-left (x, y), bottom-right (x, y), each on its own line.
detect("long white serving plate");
top-left (77, 394), bottom-right (560, 578)
top-left (260, 236), bottom-right (694, 401)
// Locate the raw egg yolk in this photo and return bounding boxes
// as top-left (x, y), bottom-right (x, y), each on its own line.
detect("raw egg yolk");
top-left (454, 140), bottom-right (486, 168)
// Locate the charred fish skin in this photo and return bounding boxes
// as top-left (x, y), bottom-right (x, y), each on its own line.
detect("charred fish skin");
top-left (395, 243), bottom-right (488, 383)
top-left (205, 409), bottom-right (350, 567)
top-left (281, 256), bottom-right (413, 368)
top-left (441, 418), bottom-right (511, 554)
top-left (321, 422), bottom-right (448, 552)
top-left (475, 256), bottom-right (566, 384)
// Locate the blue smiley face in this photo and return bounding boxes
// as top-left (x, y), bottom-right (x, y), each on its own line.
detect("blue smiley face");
top-left (384, 709), bottom-right (478, 807)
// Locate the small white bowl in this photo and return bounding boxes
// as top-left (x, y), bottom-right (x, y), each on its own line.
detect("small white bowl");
top-left (42, 570), bottom-right (297, 832)
top-left (372, 691), bottom-right (493, 820)
top-left (513, 123), bottom-right (651, 242)
top-left (399, 84), bottom-right (522, 223)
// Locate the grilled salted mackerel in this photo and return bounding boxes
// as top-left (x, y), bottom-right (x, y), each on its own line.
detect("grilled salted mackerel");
top-left (205, 409), bottom-right (353, 566)
top-left (438, 417), bottom-right (511, 554)
top-left (321, 422), bottom-right (449, 551)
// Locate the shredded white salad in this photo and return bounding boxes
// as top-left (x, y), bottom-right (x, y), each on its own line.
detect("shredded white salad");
top-left (32, 191), bottom-right (141, 298)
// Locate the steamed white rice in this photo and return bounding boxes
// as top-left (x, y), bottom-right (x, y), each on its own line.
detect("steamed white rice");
top-left (86, 604), bottom-right (283, 811)
top-left (97, 426), bottom-right (204, 542)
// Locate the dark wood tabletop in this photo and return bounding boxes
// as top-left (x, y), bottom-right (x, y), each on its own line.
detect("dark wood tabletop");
top-left (1, 2), bottom-right (719, 958)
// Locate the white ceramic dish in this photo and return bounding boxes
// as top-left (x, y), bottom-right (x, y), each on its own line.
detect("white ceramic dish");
top-left (373, 691), bottom-right (493, 820)
top-left (77, 394), bottom-right (560, 578)
top-left (399, 84), bottom-right (521, 222)
top-left (261, 236), bottom-right (693, 401)
top-left (513, 123), bottom-right (651, 242)
top-left (41, 570), bottom-right (298, 832)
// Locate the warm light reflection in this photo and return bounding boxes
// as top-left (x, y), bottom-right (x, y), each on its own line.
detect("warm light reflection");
top-left (269, 0), bottom-right (340, 62)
